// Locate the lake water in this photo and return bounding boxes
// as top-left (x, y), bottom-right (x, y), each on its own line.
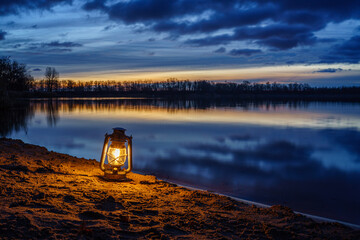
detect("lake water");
top-left (2, 98), bottom-right (360, 225)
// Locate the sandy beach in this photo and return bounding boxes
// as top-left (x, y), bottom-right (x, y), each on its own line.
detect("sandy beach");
top-left (0, 138), bottom-right (359, 239)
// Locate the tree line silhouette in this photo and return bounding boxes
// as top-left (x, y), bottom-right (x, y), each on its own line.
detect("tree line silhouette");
top-left (29, 78), bottom-right (360, 96)
top-left (1, 56), bottom-right (360, 102)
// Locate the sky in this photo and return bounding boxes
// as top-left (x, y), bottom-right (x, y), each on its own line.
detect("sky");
top-left (0, 0), bottom-right (360, 86)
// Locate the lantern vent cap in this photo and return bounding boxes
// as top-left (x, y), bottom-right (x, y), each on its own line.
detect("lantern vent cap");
top-left (113, 127), bottom-right (126, 132)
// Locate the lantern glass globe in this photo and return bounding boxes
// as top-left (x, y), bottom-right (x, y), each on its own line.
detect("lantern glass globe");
top-left (107, 141), bottom-right (127, 166)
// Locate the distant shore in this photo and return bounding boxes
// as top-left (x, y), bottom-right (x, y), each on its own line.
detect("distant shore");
top-left (0, 138), bottom-right (359, 239)
top-left (27, 92), bottom-right (360, 102)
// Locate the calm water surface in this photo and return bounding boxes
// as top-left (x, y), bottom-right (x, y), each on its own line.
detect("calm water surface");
top-left (3, 98), bottom-right (360, 225)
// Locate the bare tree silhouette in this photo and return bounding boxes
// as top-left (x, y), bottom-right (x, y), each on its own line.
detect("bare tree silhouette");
top-left (44, 67), bottom-right (59, 93)
top-left (0, 57), bottom-right (33, 106)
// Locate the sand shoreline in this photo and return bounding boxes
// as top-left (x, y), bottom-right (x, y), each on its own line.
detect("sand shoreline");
top-left (163, 180), bottom-right (360, 230)
top-left (1, 138), bottom-right (359, 239)
top-left (160, 180), bottom-right (360, 230)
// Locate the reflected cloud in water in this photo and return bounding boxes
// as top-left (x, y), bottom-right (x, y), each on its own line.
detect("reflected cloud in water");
top-left (2, 98), bottom-right (360, 224)
top-left (139, 133), bottom-right (360, 224)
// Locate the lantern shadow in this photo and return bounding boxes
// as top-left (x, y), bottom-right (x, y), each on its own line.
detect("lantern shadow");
top-left (97, 175), bottom-right (133, 183)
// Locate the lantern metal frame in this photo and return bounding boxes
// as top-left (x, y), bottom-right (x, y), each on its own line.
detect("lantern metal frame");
top-left (100, 128), bottom-right (132, 180)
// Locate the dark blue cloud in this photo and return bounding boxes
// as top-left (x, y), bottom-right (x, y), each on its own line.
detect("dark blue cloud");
top-left (82, 0), bottom-right (360, 54)
top-left (107, 0), bottom-right (178, 24)
top-left (313, 68), bottom-right (343, 73)
top-left (103, 0), bottom-right (232, 24)
top-left (102, 25), bottom-right (116, 31)
top-left (187, 24), bottom-right (317, 50)
top-left (0, 30), bottom-right (6, 40)
top-left (42, 41), bottom-right (82, 48)
top-left (6, 21), bottom-right (16, 27)
top-left (229, 48), bottom-right (262, 56)
top-left (317, 38), bottom-right (338, 43)
top-left (32, 68), bottom-right (41, 71)
top-left (145, 51), bottom-right (155, 56)
top-left (262, 0), bottom-right (360, 21)
top-left (320, 35), bottom-right (360, 63)
top-left (0, 0), bottom-right (73, 16)
top-left (213, 47), bottom-right (226, 53)
top-left (58, 33), bottom-right (68, 37)
top-left (82, 0), bottom-right (107, 12)
top-left (151, 5), bottom-right (278, 35)
top-left (185, 34), bottom-right (231, 47)
top-left (21, 41), bottom-right (83, 53)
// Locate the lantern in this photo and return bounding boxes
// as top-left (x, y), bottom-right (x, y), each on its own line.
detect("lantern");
top-left (100, 128), bottom-right (132, 180)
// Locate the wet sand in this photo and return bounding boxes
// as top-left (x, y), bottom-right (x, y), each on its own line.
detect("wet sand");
top-left (0, 138), bottom-right (359, 239)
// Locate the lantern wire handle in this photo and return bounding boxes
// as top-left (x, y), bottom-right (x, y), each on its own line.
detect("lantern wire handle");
top-left (100, 133), bottom-right (110, 171)
top-left (125, 136), bottom-right (133, 173)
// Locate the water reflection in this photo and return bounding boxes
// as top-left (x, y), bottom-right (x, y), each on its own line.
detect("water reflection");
top-left (33, 100), bottom-right (60, 127)
top-left (2, 98), bottom-right (360, 225)
top-left (143, 132), bottom-right (360, 225)
top-left (25, 98), bottom-right (360, 130)
top-left (0, 101), bottom-right (34, 137)
top-left (29, 98), bottom-right (314, 112)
